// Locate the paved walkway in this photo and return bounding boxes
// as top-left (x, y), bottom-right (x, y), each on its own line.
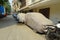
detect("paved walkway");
top-left (0, 15), bottom-right (46, 40)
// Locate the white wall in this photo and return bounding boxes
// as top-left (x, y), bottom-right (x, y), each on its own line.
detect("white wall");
top-left (33, 0), bottom-right (40, 3)
top-left (26, 0), bottom-right (32, 6)
top-left (26, 0), bottom-right (41, 6)
top-left (50, 3), bottom-right (60, 24)
top-left (32, 3), bottom-right (60, 24)
top-left (25, 0), bottom-right (60, 24)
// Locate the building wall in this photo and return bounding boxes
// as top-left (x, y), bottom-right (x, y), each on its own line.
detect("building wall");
top-left (19, 0), bottom-right (26, 7)
top-left (50, 3), bottom-right (60, 24)
top-left (26, 0), bottom-right (41, 6)
top-left (32, 3), bottom-right (60, 24)
top-left (17, 0), bottom-right (60, 24)
top-left (12, 0), bottom-right (21, 12)
top-left (26, 0), bottom-right (32, 6)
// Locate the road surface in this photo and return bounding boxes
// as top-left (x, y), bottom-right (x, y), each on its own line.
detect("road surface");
top-left (0, 15), bottom-right (46, 40)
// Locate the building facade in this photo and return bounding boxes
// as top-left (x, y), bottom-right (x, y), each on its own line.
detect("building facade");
top-left (12, 0), bottom-right (21, 12)
top-left (12, 0), bottom-right (60, 24)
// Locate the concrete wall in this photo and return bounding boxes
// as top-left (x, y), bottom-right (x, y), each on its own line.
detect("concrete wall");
top-left (26, 0), bottom-right (41, 6)
top-left (50, 3), bottom-right (60, 24)
top-left (21, 0), bottom-right (60, 24)
top-left (26, 0), bottom-right (32, 6)
top-left (32, 3), bottom-right (60, 24)
top-left (12, 0), bottom-right (21, 12)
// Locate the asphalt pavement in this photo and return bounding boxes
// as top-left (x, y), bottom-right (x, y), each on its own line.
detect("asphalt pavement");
top-left (0, 15), bottom-right (46, 40)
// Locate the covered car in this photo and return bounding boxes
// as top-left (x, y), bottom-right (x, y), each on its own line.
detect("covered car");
top-left (25, 12), bottom-right (54, 33)
top-left (17, 13), bottom-right (26, 23)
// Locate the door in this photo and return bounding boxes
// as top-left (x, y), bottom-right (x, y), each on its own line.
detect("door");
top-left (28, 9), bottom-right (33, 12)
top-left (39, 8), bottom-right (50, 18)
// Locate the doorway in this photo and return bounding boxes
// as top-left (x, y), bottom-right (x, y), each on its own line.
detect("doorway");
top-left (28, 9), bottom-right (33, 12)
top-left (39, 8), bottom-right (50, 18)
